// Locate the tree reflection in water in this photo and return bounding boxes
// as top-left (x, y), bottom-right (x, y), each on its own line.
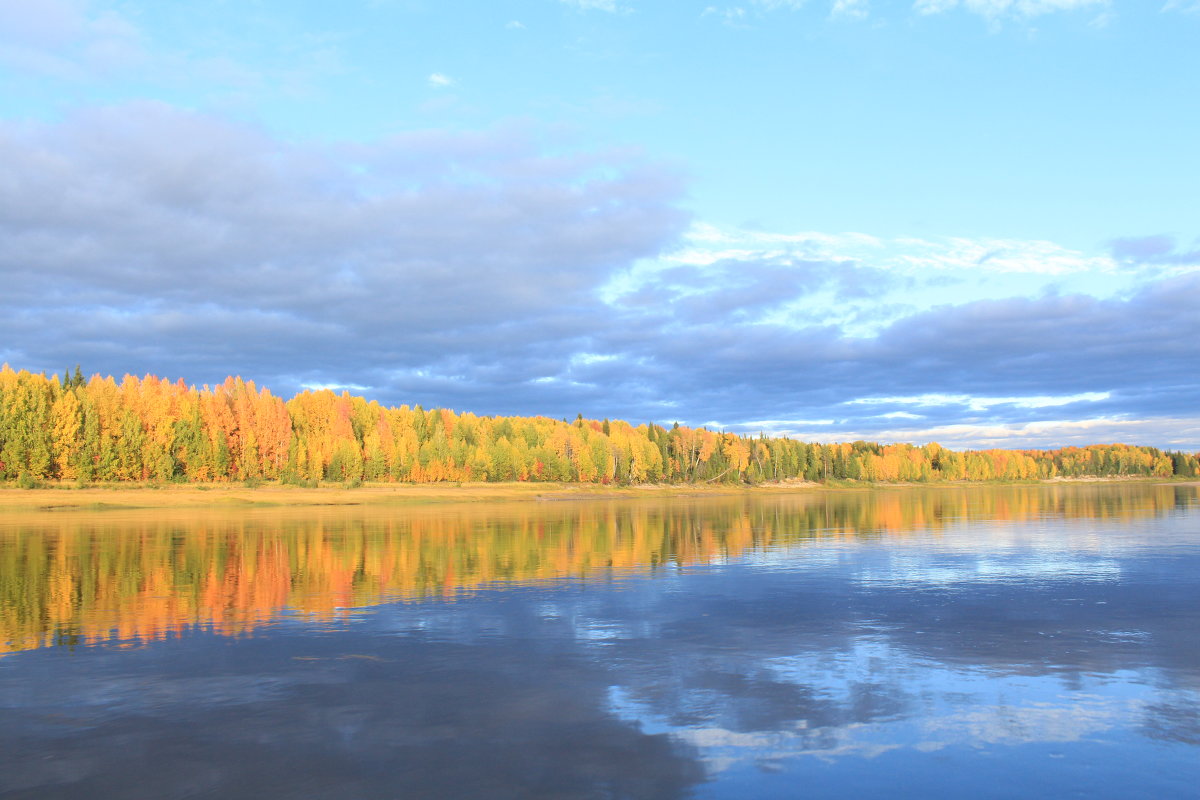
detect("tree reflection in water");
top-left (1, 483), bottom-right (1198, 799)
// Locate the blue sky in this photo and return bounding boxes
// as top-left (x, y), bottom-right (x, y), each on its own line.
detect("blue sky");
top-left (1, 0), bottom-right (1197, 449)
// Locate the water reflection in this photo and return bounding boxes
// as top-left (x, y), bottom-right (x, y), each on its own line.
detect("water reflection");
top-left (2, 483), bottom-right (1195, 655)
top-left (1, 483), bottom-right (1198, 798)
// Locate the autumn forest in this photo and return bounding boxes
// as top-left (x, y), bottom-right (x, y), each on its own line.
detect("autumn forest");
top-left (0, 365), bottom-right (1197, 486)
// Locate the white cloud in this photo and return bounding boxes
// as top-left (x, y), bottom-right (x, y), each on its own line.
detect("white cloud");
top-left (559, 0), bottom-right (623, 11)
top-left (663, 223), bottom-right (1119, 277)
top-left (751, 417), bottom-right (1200, 450)
top-left (3, 104), bottom-right (1196, 449)
top-left (0, 0), bottom-right (87, 46)
top-left (1162, 1), bottom-right (1200, 13)
top-left (0, 102), bottom-right (688, 411)
top-left (300, 382), bottom-right (371, 392)
top-left (913, 0), bottom-right (1110, 19)
top-left (0, 0), bottom-right (145, 78)
top-left (704, 1), bottom-right (878, 24)
top-left (605, 222), bottom-right (1143, 338)
top-left (570, 353), bottom-right (620, 366)
top-left (505, 20), bottom-right (526, 29)
top-left (846, 392), bottom-right (1112, 411)
top-left (427, 72), bottom-right (454, 88)
top-left (701, 6), bottom-right (749, 26)
top-left (0, 1), bottom-right (343, 103)
top-left (593, 217), bottom-right (1200, 449)
top-left (831, 0), bottom-right (870, 19)
top-left (708, 1), bottom-right (834, 16)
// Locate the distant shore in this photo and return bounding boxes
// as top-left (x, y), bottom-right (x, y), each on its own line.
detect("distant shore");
top-left (0, 476), bottom-right (1190, 513)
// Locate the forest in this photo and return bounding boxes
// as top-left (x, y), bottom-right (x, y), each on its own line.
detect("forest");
top-left (0, 365), bottom-right (1197, 486)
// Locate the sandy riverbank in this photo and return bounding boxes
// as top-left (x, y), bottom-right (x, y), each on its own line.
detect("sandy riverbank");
top-left (0, 476), bottom-right (1186, 513)
top-left (0, 480), bottom-right (797, 512)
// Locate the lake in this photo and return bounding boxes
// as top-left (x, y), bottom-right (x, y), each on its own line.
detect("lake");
top-left (1, 483), bottom-right (1198, 799)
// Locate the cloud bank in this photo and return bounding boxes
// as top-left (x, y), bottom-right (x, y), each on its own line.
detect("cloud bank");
top-left (1, 103), bottom-right (1196, 449)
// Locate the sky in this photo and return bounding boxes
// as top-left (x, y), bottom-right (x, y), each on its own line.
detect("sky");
top-left (0, 0), bottom-right (1197, 450)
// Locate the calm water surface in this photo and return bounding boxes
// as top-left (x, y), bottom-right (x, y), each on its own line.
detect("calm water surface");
top-left (1, 484), bottom-right (1198, 799)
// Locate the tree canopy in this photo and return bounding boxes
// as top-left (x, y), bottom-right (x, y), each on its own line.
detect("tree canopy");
top-left (0, 365), bottom-right (1195, 485)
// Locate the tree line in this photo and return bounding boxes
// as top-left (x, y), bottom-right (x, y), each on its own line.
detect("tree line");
top-left (0, 365), bottom-right (1197, 485)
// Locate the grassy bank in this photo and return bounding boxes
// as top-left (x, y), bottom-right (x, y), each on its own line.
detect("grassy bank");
top-left (0, 475), bottom-right (1189, 513)
top-left (0, 480), bottom-right (808, 512)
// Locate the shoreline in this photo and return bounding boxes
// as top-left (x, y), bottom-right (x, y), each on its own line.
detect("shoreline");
top-left (0, 476), bottom-right (1192, 513)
